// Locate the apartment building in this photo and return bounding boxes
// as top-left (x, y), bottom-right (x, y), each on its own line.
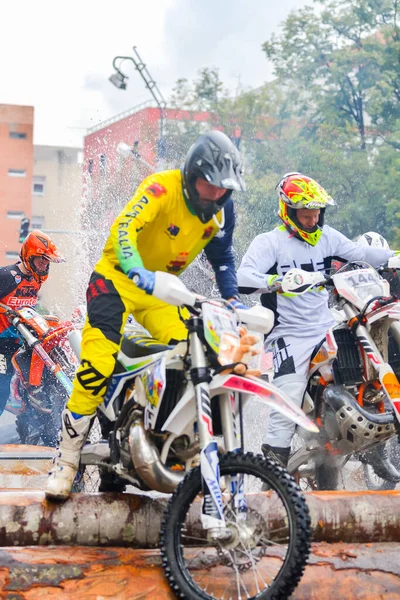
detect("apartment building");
top-left (0, 104), bottom-right (34, 263)
top-left (32, 145), bottom-right (84, 318)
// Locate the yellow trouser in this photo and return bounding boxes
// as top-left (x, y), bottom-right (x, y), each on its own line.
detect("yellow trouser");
top-left (67, 270), bottom-right (188, 415)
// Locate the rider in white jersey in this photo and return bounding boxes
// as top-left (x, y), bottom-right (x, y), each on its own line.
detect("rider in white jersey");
top-left (237, 172), bottom-right (395, 469)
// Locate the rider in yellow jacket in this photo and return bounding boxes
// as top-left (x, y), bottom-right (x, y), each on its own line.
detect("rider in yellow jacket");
top-left (46, 130), bottom-right (246, 499)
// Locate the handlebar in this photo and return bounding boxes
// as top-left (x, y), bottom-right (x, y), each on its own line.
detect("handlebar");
top-left (280, 268), bottom-right (328, 296)
top-left (151, 272), bottom-right (274, 334)
top-left (387, 255), bottom-right (400, 270)
top-left (0, 302), bottom-right (18, 318)
top-left (281, 261), bottom-right (400, 297)
top-left (359, 295), bottom-right (398, 319)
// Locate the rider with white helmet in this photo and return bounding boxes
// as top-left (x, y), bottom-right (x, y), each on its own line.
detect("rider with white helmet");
top-left (357, 231), bottom-right (390, 250)
top-left (358, 231), bottom-right (400, 298)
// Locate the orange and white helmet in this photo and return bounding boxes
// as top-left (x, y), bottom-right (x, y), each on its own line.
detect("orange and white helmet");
top-left (20, 230), bottom-right (65, 283)
top-left (277, 172), bottom-right (335, 246)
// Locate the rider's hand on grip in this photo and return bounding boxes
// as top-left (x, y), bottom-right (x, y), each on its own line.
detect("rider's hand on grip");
top-left (0, 302), bottom-right (17, 318)
top-left (228, 299), bottom-right (249, 311)
top-left (127, 267), bottom-right (155, 295)
top-left (266, 274), bottom-right (283, 293)
top-left (387, 252), bottom-right (400, 270)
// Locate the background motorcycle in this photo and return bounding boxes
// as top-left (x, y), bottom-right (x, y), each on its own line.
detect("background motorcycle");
top-left (77, 271), bottom-right (317, 600)
top-left (361, 436), bottom-right (400, 490)
top-left (283, 260), bottom-right (400, 490)
top-left (1, 303), bottom-right (78, 447)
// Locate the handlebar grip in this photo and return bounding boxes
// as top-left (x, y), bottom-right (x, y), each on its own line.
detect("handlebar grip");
top-left (269, 281), bottom-right (282, 293)
top-left (0, 302), bottom-right (17, 317)
top-left (132, 274), bottom-right (140, 286)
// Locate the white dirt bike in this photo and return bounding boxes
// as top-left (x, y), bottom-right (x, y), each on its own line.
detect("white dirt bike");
top-left (77, 271), bottom-right (318, 600)
top-left (283, 259), bottom-right (400, 490)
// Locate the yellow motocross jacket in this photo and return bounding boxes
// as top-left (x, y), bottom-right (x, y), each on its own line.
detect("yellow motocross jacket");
top-left (95, 169), bottom-right (238, 299)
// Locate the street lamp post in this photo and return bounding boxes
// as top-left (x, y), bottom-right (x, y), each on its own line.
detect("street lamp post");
top-left (109, 46), bottom-right (167, 167)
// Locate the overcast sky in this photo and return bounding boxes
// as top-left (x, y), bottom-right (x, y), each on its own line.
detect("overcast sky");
top-left (0, 0), bottom-right (309, 147)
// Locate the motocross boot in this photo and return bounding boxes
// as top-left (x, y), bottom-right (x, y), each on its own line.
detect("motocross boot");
top-left (45, 408), bottom-right (93, 500)
top-left (261, 444), bottom-right (291, 468)
top-left (361, 443), bottom-right (400, 483)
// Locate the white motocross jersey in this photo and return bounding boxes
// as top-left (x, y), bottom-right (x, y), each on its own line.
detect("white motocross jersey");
top-left (237, 224), bottom-right (394, 341)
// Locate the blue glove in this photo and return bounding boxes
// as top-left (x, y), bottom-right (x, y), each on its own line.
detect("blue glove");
top-left (228, 299), bottom-right (249, 311)
top-left (128, 267), bottom-right (155, 295)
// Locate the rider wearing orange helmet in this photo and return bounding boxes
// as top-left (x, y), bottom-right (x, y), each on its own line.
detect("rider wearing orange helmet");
top-left (18, 230), bottom-right (64, 284)
top-left (0, 230), bottom-right (65, 414)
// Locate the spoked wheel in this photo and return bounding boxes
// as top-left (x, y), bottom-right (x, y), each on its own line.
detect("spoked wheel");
top-left (16, 412), bottom-right (43, 446)
top-left (362, 463), bottom-right (397, 491)
top-left (16, 410), bottom-right (60, 447)
top-left (294, 470), bottom-right (318, 492)
top-left (362, 439), bottom-right (400, 491)
top-left (160, 452), bottom-right (311, 600)
top-left (16, 386), bottom-right (66, 448)
top-left (290, 433), bottom-right (341, 491)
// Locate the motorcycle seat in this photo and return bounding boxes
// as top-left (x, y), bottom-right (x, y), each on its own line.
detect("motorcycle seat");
top-left (120, 333), bottom-right (171, 358)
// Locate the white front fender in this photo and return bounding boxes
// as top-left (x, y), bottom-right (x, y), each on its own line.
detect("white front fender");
top-left (162, 373), bottom-right (318, 435)
top-left (217, 374), bottom-right (319, 433)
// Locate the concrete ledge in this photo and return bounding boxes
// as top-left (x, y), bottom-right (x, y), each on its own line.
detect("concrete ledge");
top-left (0, 490), bottom-right (398, 546)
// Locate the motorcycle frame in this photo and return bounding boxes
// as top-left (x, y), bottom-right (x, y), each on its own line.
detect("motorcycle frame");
top-left (8, 311), bottom-right (74, 395)
top-left (280, 263), bottom-right (400, 476)
top-left (92, 308), bottom-right (317, 528)
top-left (306, 303), bottom-right (400, 417)
top-left (161, 314), bottom-right (317, 529)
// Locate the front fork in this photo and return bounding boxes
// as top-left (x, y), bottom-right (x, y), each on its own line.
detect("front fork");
top-left (343, 305), bottom-right (400, 423)
top-left (189, 319), bottom-right (245, 532)
top-left (220, 391), bottom-right (247, 518)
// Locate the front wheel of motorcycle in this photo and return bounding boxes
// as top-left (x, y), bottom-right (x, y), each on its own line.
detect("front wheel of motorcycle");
top-left (160, 451), bottom-right (311, 600)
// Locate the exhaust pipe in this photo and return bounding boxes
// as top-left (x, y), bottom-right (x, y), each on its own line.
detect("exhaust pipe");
top-left (129, 419), bottom-right (185, 493)
top-left (324, 385), bottom-right (394, 425)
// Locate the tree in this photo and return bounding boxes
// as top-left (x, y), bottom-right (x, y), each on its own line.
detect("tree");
top-left (259, 0), bottom-right (400, 246)
top-left (263, 0), bottom-right (397, 150)
top-left (165, 68), bottom-right (228, 165)
top-left (164, 49), bottom-right (399, 265)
